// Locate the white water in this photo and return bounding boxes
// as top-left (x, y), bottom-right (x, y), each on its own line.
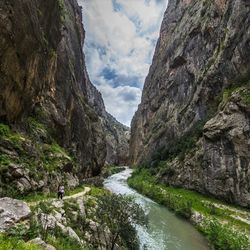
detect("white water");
top-left (103, 167), bottom-right (210, 250)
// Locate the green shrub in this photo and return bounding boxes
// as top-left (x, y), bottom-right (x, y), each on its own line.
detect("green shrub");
top-left (37, 201), bottom-right (54, 214)
top-left (151, 120), bottom-right (205, 164)
top-left (0, 154), bottom-right (11, 168)
top-left (203, 219), bottom-right (250, 250)
top-left (26, 117), bottom-right (48, 141)
top-left (128, 169), bottom-right (250, 249)
top-left (47, 235), bottom-right (87, 250)
top-left (95, 194), bottom-right (147, 250)
top-left (6, 224), bottom-right (29, 241)
top-left (89, 186), bottom-right (110, 197)
top-left (57, 0), bottom-right (68, 23)
top-left (223, 82), bottom-right (250, 102)
top-left (0, 124), bottom-right (11, 137)
top-left (0, 123), bottom-right (23, 145)
top-left (242, 90), bottom-right (250, 104)
top-left (0, 234), bottom-right (42, 250)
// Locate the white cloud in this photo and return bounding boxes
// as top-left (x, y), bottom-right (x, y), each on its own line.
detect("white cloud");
top-left (98, 81), bottom-right (142, 126)
top-left (77, 0), bottom-right (167, 126)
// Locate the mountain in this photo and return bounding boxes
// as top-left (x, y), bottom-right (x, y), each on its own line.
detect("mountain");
top-left (0, 0), bottom-right (128, 196)
top-left (130, 0), bottom-right (250, 207)
top-left (86, 81), bottom-right (130, 166)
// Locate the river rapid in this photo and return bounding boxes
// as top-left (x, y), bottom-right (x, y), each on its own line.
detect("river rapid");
top-left (103, 167), bottom-right (210, 250)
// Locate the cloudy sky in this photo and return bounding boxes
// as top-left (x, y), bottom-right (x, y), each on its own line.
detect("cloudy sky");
top-left (78, 0), bottom-right (168, 126)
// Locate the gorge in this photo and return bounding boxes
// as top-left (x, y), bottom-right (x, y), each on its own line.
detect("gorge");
top-left (0, 0), bottom-right (129, 196)
top-left (0, 0), bottom-right (249, 249)
top-left (130, 0), bottom-right (250, 208)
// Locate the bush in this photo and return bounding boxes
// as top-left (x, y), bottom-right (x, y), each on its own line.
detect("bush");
top-left (128, 169), bottom-right (250, 249)
top-left (0, 123), bottom-right (11, 137)
top-left (203, 219), bottom-right (250, 250)
top-left (0, 234), bottom-right (42, 250)
top-left (151, 120), bottom-right (205, 164)
top-left (95, 194), bottom-right (147, 250)
top-left (47, 235), bottom-right (86, 250)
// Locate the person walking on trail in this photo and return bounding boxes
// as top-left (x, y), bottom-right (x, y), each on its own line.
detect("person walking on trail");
top-left (58, 185), bottom-right (65, 199)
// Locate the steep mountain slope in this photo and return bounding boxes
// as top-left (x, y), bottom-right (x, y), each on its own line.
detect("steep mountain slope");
top-left (130, 0), bottom-right (250, 207)
top-left (0, 0), bottom-right (128, 196)
top-left (86, 82), bottom-right (130, 166)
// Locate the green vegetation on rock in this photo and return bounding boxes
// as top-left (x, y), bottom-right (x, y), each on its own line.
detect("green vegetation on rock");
top-left (128, 168), bottom-right (250, 250)
top-left (150, 121), bottom-right (205, 166)
top-left (47, 235), bottom-right (87, 250)
top-left (0, 235), bottom-right (42, 250)
top-left (0, 121), bottom-right (79, 197)
top-left (95, 194), bottom-right (147, 250)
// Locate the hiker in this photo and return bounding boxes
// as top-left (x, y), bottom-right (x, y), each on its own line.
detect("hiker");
top-left (58, 185), bottom-right (65, 199)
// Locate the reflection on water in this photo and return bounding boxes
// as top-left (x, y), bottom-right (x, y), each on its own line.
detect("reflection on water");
top-left (103, 167), bottom-right (210, 250)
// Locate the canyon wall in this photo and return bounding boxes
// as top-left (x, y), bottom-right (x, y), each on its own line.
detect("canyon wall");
top-left (86, 81), bottom-right (130, 166)
top-left (130, 0), bottom-right (250, 207)
top-left (0, 0), bottom-right (128, 196)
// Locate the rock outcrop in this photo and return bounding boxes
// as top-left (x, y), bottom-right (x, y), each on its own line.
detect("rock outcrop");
top-left (87, 83), bottom-right (130, 166)
top-left (0, 197), bottom-right (31, 231)
top-left (0, 0), bottom-right (128, 196)
top-left (0, 0), bottom-right (107, 195)
top-left (0, 0), bottom-right (106, 175)
top-left (130, 0), bottom-right (250, 207)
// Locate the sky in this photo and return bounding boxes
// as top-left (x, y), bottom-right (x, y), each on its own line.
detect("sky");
top-left (78, 0), bottom-right (168, 126)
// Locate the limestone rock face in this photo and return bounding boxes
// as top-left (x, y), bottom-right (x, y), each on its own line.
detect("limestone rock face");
top-left (87, 83), bottom-right (130, 166)
top-left (130, 0), bottom-right (250, 207)
top-left (0, 197), bottom-right (31, 231)
top-left (0, 0), bottom-right (106, 187)
top-left (202, 89), bottom-right (250, 206)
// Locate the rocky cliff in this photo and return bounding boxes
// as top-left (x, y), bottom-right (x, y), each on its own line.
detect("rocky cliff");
top-left (0, 0), bottom-right (127, 196)
top-left (130, 0), bottom-right (250, 207)
top-left (86, 82), bottom-right (130, 166)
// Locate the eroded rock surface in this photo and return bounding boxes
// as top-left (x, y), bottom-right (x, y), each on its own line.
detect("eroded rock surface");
top-left (87, 83), bottom-right (130, 165)
top-left (130, 0), bottom-right (250, 207)
top-left (0, 197), bottom-right (31, 231)
top-left (0, 0), bottom-right (128, 196)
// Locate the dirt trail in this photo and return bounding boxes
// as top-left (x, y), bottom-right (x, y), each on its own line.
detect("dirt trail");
top-left (28, 187), bottom-right (91, 207)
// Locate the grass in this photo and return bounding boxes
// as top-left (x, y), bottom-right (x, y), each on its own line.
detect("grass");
top-left (242, 89), bottom-right (250, 104)
top-left (223, 82), bottom-right (250, 103)
top-left (88, 186), bottom-right (110, 197)
top-left (47, 235), bottom-right (88, 250)
top-left (0, 235), bottom-right (42, 250)
top-left (128, 169), bottom-right (250, 249)
top-left (0, 123), bottom-right (24, 145)
top-left (66, 185), bottom-right (86, 196)
top-left (22, 192), bottom-right (56, 203)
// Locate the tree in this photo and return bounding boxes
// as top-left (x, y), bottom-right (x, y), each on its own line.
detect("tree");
top-left (95, 194), bottom-right (147, 250)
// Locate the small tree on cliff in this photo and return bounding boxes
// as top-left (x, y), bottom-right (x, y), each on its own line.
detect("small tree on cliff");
top-left (95, 194), bottom-right (147, 250)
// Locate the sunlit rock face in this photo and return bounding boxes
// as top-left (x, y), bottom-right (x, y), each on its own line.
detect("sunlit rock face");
top-left (130, 0), bottom-right (250, 207)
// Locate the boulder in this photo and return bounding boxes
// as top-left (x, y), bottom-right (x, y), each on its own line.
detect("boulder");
top-left (29, 238), bottom-right (56, 250)
top-left (0, 197), bottom-right (31, 232)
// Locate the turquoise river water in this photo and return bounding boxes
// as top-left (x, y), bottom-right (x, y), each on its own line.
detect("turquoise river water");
top-left (103, 167), bottom-right (210, 250)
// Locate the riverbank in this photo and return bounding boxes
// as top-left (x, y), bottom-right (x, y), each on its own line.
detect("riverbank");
top-left (0, 185), bottom-right (104, 250)
top-left (128, 168), bottom-right (250, 250)
top-left (104, 167), bottom-right (210, 250)
top-left (0, 180), bottom-right (145, 250)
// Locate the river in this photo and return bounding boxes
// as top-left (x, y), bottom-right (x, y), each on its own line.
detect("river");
top-left (103, 167), bottom-right (210, 250)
